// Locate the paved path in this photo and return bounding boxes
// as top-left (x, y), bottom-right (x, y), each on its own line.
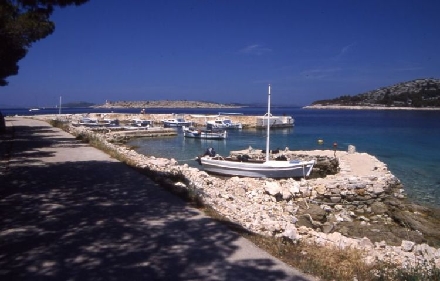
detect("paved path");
top-left (0, 117), bottom-right (315, 281)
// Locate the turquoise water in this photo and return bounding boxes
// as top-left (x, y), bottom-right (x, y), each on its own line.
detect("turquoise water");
top-left (3, 106), bottom-right (439, 206)
top-left (127, 108), bottom-right (440, 207)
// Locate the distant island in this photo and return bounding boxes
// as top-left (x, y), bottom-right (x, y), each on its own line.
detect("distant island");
top-left (94, 100), bottom-right (245, 109)
top-left (307, 78), bottom-right (440, 110)
top-left (62, 101), bottom-right (95, 108)
top-left (53, 78), bottom-right (440, 111)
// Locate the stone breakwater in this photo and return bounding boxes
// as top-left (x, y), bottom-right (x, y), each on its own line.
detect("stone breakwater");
top-left (55, 113), bottom-right (267, 129)
top-left (65, 123), bottom-right (440, 269)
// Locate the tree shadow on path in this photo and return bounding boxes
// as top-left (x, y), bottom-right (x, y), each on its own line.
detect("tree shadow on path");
top-left (0, 118), bottom-right (312, 280)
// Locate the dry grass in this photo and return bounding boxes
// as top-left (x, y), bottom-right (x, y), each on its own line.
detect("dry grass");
top-left (204, 205), bottom-right (375, 280)
top-left (257, 239), bottom-right (376, 280)
top-left (204, 205), bottom-right (440, 281)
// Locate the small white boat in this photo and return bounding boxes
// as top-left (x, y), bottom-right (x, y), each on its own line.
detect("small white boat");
top-left (77, 118), bottom-right (99, 127)
top-left (198, 85), bottom-right (315, 179)
top-left (206, 117), bottom-right (242, 129)
top-left (130, 119), bottom-right (153, 127)
top-left (162, 118), bottom-right (191, 127)
top-left (123, 119), bottom-right (152, 130)
top-left (200, 156), bottom-right (315, 178)
top-left (256, 114), bottom-right (294, 129)
top-left (29, 108), bottom-right (40, 112)
top-left (183, 126), bottom-right (227, 140)
top-left (100, 119), bottom-right (120, 127)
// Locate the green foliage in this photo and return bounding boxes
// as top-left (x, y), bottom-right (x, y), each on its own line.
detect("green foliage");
top-left (311, 79), bottom-right (440, 108)
top-left (0, 0), bottom-right (89, 86)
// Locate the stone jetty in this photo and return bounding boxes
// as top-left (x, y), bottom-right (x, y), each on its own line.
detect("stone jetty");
top-left (45, 112), bottom-right (275, 129)
top-left (34, 115), bottom-right (440, 269)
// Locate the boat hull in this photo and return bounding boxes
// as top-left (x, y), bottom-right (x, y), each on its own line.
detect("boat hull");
top-left (163, 118), bottom-right (191, 127)
top-left (200, 158), bottom-right (315, 178)
top-left (184, 130), bottom-right (227, 140)
top-left (206, 118), bottom-right (242, 129)
top-left (164, 122), bottom-right (191, 127)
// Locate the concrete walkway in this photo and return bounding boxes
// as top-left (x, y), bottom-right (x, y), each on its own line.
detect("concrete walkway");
top-left (0, 117), bottom-right (316, 281)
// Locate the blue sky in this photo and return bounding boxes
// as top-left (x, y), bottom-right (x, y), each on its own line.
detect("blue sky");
top-left (1, 0), bottom-right (440, 107)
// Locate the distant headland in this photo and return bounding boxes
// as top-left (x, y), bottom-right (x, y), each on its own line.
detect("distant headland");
top-left (308, 78), bottom-right (440, 110)
top-left (303, 105), bottom-right (440, 110)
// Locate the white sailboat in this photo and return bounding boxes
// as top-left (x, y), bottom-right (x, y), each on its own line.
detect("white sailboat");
top-left (199, 85), bottom-right (315, 178)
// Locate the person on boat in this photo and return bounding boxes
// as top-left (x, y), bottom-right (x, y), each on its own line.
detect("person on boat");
top-left (195, 147), bottom-right (216, 165)
top-left (204, 147), bottom-right (216, 157)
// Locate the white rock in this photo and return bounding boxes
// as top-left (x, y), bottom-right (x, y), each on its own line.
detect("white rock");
top-left (401, 240), bottom-right (415, 252)
top-left (289, 182), bottom-right (300, 194)
top-left (264, 181), bottom-right (282, 196)
top-left (282, 225), bottom-right (299, 240)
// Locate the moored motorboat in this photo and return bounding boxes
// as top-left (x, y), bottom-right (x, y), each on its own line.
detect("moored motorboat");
top-left (100, 118), bottom-right (120, 127)
top-left (77, 118), bottom-right (99, 127)
top-left (162, 118), bottom-right (191, 127)
top-left (130, 119), bottom-right (153, 127)
top-left (206, 117), bottom-right (242, 129)
top-left (183, 126), bottom-right (227, 140)
top-left (74, 117), bottom-right (121, 127)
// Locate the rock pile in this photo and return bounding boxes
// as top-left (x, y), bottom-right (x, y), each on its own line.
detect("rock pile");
top-left (66, 123), bottom-right (440, 269)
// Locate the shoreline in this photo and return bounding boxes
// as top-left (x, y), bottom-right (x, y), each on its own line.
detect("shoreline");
top-left (51, 117), bottom-right (440, 269)
top-left (303, 105), bottom-right (440, 111)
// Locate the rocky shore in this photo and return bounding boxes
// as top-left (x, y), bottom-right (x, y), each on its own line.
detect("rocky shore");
top-left (41, 116), bottom-right (440, 270)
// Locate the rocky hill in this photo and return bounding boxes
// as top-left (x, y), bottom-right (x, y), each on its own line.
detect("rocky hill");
top-left (311, 78), bottom-right (440, 108)
top-left (95, 100), bottom-right (242, 109)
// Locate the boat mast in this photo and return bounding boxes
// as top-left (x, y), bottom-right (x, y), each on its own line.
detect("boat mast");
top-left (265, 84), bottom-right (271, 162)
top-left (59, 96), bottom-right (62, 115)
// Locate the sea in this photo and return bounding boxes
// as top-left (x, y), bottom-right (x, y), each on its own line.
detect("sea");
top-left (3, 106), bottom-right (440, 207)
